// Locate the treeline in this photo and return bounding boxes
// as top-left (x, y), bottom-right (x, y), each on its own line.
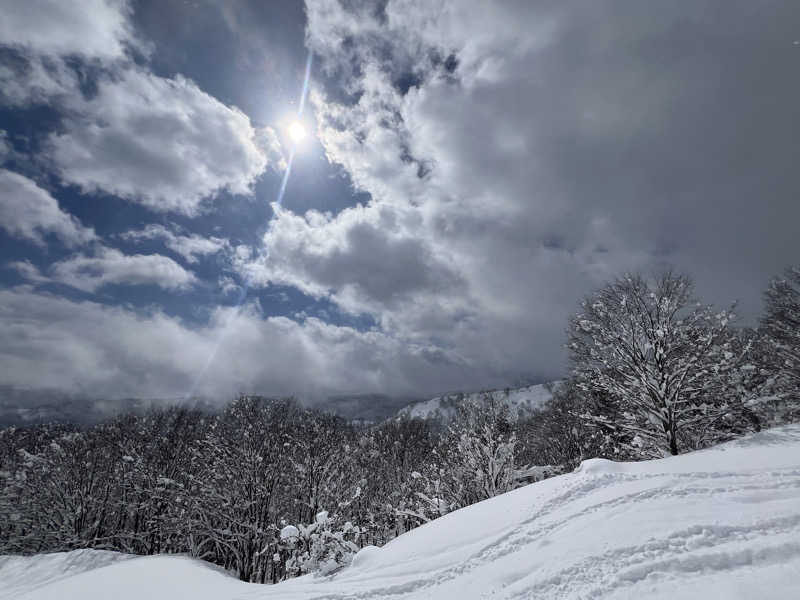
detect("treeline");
top-left (0, 397), bottom-right (527, 582)
top-left (0, 400), bottom-right (430, 582)
top-left (0, 266), bottom-right (798, 583)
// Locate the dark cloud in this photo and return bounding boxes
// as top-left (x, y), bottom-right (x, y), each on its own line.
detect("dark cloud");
top-left (279, 0), bottom-right (800, 386)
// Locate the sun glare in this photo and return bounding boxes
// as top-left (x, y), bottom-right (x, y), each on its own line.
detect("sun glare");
top-left (288, 121), bottom-right (307, 143)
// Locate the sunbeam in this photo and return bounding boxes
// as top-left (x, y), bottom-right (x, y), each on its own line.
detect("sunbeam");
top-left (185, 52), bottom-right (314, 399)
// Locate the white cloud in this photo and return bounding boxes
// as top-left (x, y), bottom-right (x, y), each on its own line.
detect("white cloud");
top-left (0, 2), bottom-right (279, 213)
top-left (120, 224), bottom-right (229, 264)
top-left (0, 288), bottom-right (488, 400)
top-left (45, 69), bottom-right (274, 215)
top-left (0, 54), bottom-right (79, 107)
top-left (0, 0), bottom-right (140, 60)
top-left (8, 260), bottom-right (49, 284)
top-left (218, 275), bottom-right (241, 296)
top-left (0, 168), bottom-right (96, 247)
top-left (48, 246), bottom-right (197, 292)
top-left (255, 126), bottom-right (287, 172)
top-left (0, 130), bottom-right (10, 160)
top-left (0, 0), bottom-right (145, 107)
top-left (240, 203), bottom-right (465, 315)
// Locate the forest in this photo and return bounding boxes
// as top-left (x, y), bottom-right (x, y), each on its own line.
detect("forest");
top-left (1, 267), bottom-right (798, 583)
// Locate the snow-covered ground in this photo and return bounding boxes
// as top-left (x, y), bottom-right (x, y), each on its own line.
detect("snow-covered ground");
top-left (3, 425), bottom-right (800, 599)
top-left (396, 382), bottom-right (557, 422)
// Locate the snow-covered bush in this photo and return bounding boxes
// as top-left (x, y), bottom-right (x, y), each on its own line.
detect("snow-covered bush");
top-left (278, 511), bottom-right (361, 577)
top-left (394, 466), bottom-right (450, 526)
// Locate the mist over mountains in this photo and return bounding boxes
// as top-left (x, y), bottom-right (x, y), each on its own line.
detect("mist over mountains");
top-left (0, 382), bottom-right (556, 428)
top-left (0, 387), bottom-right (220, 428)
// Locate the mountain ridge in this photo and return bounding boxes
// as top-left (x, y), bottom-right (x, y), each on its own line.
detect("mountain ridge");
top-left (394, 381), bottom-right (559, 423)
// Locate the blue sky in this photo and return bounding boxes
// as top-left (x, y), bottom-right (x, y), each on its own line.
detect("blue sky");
top-left (0, 1), bottom-right (365, 327)
top-left (1, 0), bottom-right (799, 408)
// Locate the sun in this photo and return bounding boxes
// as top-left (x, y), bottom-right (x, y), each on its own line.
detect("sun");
top-left (288, 121), bottom-right (307, 143)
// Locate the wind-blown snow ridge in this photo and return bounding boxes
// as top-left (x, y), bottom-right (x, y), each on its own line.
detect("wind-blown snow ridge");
top-left (3, 425), bottom-right (800, 599)
top-left (396, 382), bottom-right (557, 422)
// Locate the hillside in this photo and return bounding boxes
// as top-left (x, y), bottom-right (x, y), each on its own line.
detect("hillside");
top-left (395, 382), bottom-right (557, 423)
top-left (3, 425), bottom-right (799, 599)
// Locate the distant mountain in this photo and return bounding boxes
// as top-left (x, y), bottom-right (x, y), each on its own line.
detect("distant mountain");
top-left (395, 382), bottom-right (559, 423)
top-left (316, 394), bottom-right (422, 423)
top-left (0, 384), bottom-right (558, 428)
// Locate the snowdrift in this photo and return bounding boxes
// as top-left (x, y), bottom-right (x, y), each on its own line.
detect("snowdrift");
top-left (3, 425), bottom-right (800, 599)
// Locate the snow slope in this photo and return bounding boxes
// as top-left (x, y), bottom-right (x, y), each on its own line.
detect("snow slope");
top-left (0, 552), bottom-right (254, 600)
top-left (0, 549), bottom-right (135, 600)
top-left (4, 425), bottom-right (800, 599)
top-left (396, 382), bottom-right (557, 422)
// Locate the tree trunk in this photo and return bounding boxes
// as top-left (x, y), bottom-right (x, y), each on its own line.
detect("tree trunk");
top-left (669, 434), bottom-right (679, 456)
top-left (664, 416), bottom-right (679, 456)
top-left (667, 421), bottom-right (679, 456)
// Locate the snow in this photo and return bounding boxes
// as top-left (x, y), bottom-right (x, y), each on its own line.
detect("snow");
top-left (350, 545), bottom-right (381, 569)
top-left (4, 425), bottom-right (800, 599)
top-left (397, 382), bottom-right (557, 422)
top-left (0, 553), bottom-right (253, 600)
top-left (0, 549), bottom-right (134, 600)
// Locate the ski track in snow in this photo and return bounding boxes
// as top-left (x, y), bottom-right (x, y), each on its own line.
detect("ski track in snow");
top-left (287, 466), bottom-right (800, 600)
top-left (509, 517), bottom-right (800, 599)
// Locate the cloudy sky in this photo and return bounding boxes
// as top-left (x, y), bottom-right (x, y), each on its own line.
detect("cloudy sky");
top-left (1, 0), bottom-right (799, 409)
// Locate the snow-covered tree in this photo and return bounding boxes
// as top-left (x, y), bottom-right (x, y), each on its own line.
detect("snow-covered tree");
top-left (345, 417), bottom-right (436, 542)
top-left (184, 396), bottom-right (298, 582)
top-left (568, 272), bottom-right (748, 457)
top-left (452, 395), bottom-right (517, 502)
top-left (287, 411), bottom-right (353, 525)
top-left (412, 395), bottom-right (517, 514)
top-left (762, 265), bottom-right (800, 413)
top-left (515, 379), bottom-right (614, 468)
